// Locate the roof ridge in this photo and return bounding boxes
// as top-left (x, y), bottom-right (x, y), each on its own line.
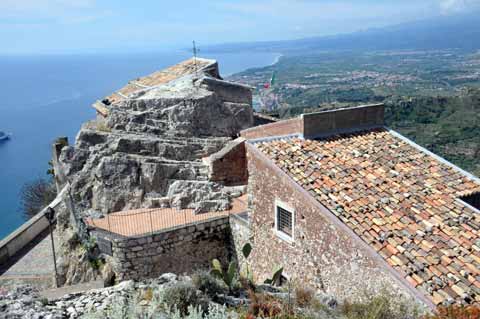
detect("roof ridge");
top-left (252, 128), bottom-right (480, 306)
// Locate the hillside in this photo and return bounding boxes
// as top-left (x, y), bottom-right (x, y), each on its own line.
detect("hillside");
top-left (205, 12), bottom-right (480, 53)
top-left (385, 90), bottom-right (480, 177)
top-left (229, 50), bottom-right (480, 177)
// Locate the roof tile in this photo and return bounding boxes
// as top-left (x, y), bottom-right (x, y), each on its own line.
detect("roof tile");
top-left (255, 129), bottom-right (480, 306)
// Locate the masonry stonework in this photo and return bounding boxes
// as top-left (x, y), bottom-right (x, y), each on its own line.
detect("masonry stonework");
top-left (246, 144), bottom-right (428, 307)
top-left (241, 118), bottom-right (303, 140)
top-left (206, 138), bottom-right (248, 186)
top-left (110, 218), bottom-right (231, 281)
top-left (240, 104), bottom-right (385, 141)
top-left (229, 215), bottom-right (251, 267)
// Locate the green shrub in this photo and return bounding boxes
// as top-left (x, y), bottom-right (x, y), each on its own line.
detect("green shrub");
top-left (340, 294), bottom-right (419, 319)
top-left (192, 270), bottom-right (226, 298)
top-left (264, 266), bottom-right (284, 286)
top-left (160, 282), bottom-right (205, 316)
top-left (39, 297), bottom-right (49, 306)
top-left (211, 259), bottom-right (237, 293)
top-left (166, 303), bottom-right (232, 319)
top-left (89, 257), bottom-right (104, 270)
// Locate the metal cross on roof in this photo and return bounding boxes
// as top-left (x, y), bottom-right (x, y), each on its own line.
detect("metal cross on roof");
top-left (192, 40), bottom-right (200, 74)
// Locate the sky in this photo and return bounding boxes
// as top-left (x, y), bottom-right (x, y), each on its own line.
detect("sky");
top-left (1, 0), bottom-right (479, 54)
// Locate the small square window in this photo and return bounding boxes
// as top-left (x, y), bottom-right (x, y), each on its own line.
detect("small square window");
top-left (460, 192), bottom-right (480, 212)
top-left (275, 200), bottom-right (294, 241)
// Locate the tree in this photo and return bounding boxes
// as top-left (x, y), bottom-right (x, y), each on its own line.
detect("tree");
top-left (20, 178), bottom-right (57, 220)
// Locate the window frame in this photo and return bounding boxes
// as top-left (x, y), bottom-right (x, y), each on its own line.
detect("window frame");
top-left (274, 199), bottom-right (295, 242)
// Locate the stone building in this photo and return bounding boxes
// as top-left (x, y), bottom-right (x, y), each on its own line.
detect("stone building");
top-left (47, 56), bottom-right (480, 309)
top-left (241, 104), bottom-right (480, 308)
top-left (50, 57), bottom-right (255, 286)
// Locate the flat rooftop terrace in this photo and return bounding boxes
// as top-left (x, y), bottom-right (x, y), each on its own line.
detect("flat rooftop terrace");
top-left (87, 195), bottom-right (247, 237)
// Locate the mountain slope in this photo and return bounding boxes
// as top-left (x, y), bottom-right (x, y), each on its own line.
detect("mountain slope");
top-left (205, 12), bottom-right (480, 53)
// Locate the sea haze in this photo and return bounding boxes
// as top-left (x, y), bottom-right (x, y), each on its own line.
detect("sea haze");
top-left (0, 51), bottom-right (279, 238)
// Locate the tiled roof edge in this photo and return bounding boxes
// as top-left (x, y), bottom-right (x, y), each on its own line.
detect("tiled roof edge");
top-left (302, 103), bottom-right (385, 116)
top-left (455, 198), bottom-right (480, 215)
top-left (244, 122), bottom-right (384, 144)
top-left (247, 142), bottom-right (436, 309)
top-left (388, 128), bottom-right (480, 184)
top-left (248, 133), bottom-right (303, 144)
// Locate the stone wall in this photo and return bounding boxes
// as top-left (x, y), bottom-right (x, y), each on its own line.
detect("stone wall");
top-left (302, 103), bottom-right (384, 139)
top-left (229, 214), bottom-right (251, 267)
top-left (205, 138), bottom-right (248, 186)
top-left (0, 186), bottom-right (68, 268)
top-left (200, 77), bottom-right (252, 105)
top-left (108, 218), bottom-right (231, 281)
top-left (241, 104), bottom-right (385, 141)
top-left (246, 143), bottom-right (430, 307)
top-left (241, 118), bottom-right (303, 140)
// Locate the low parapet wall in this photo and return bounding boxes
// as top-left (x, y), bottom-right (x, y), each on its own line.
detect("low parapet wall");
top-left (0, 186), bottom-right (67, 267)
top-left (204, 137), bottom-right (248, 186)
top-left (200, 77), bottom-right (253, 105)
top-left (106, 217), bottom-right (231, 281)
top-left (302, 103), bottom-right (384, 139)
top-left (241, 117), bottom-right (303, 140)
top-left (241, 104), bottom-right (385, 140)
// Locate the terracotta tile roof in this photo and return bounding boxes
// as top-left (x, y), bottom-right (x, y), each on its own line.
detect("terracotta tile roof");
top-left (254, 128), bottom-right (480, 306)
top-left (87, 195), bottom-right (247, 237)
top-left (93, 58), bottom-right (217, 114)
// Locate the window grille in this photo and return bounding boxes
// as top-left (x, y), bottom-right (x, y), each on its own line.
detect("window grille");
top-left (276, 205), bottom-right (293, 238)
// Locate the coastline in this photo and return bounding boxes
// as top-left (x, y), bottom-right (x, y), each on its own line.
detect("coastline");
top-left (270, 53), bottom-right (283, 66)
top-left (0, 51), bottom-right (282, 240)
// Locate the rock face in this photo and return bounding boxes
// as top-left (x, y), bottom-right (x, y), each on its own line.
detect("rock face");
top-left (50, 58), bottom-right (253, 286)
top-left (54, 59), bottom-right (253, 217)
top-left (0, 273), bottom-right (295, 319)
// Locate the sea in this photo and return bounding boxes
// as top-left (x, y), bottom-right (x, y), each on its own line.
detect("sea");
top-left (0, 50), bottom-right (279, 239)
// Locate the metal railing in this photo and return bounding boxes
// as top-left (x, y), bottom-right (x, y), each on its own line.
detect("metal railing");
top-left (87, 196), bottom-right (247, 238)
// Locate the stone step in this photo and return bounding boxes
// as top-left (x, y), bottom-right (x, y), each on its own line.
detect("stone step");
top-left (112, 136), bottom-right (228, 161)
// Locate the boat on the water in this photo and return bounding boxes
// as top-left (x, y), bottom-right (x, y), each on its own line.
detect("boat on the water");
top-left (0, 131), bottom-right (10, 141)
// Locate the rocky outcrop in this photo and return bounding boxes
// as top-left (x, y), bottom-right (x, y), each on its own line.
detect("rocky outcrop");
top-left (0, 272), bottom-right (352, 319)
top-left (0, 274), bottom-right (176, 319)
top-left (50, 58), bottom-right (254, 286)
top-left (0, 273), bottom-right (291, 319)
top-left (105, 76), bottom-right (253, 138)
top-left (54, 60), bottom-right (252, 217)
